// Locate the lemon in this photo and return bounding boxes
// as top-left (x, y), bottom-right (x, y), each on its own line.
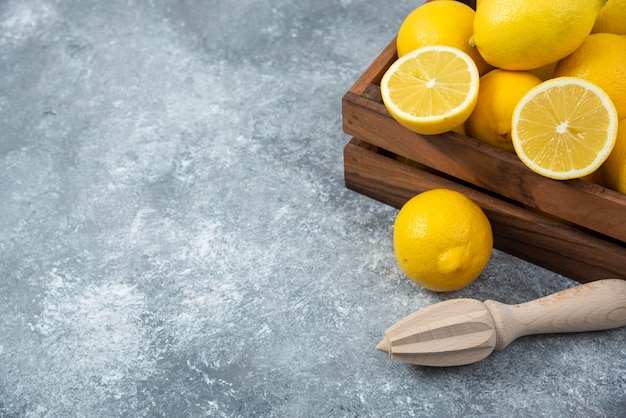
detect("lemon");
top-left (511, 77), bottom-right (618, 180)
top-left (529, 62), bottom-right (558, 81)
top-left (380, 46), bottom-right (480, 135)
top-left (592, 0), bottom-right (626, 34)
top-left (599, 119), bottom-right (626, 194)
top-left (553, 33), bottom-right (626, 120)
top-left (393, 189), bottom-right (493, 292)
top-left (396, 1), bottom-right (491, 75)
top-left (473, 0), bottom-right (606, 70)
top-left (465, 69), bottom-right (542, 152)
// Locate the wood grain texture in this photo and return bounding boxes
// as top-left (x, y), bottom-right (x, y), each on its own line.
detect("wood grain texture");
top-left (484, 279), bottom-right (626, 350)
top-left (344, 139), bottom-right (626, 283)
top-left (377, 298), bottom-right (496, 367)
top-left (378, 280), bottom-right (626, 367)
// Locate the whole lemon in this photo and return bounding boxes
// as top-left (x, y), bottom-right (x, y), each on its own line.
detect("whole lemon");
top-left (465, 69), bottom-right (542, 152)
top-left (396, 1), bottom-right (491, 75)
top-left (393, 189), bottom-right (493, 292)
top-left (592, 0), bottom-right (626, 34)
top-left (529, 61), bottom-right (558, 81)
top-left (473, 0), bottom-right (606, 70)
top-left (599, 119), bottom-right (626, 194)
top-left (553, 33), bottom-right (626, 119)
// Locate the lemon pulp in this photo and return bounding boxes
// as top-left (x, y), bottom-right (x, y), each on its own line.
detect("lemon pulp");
top-left (512, 77), bottom-right (618, 180)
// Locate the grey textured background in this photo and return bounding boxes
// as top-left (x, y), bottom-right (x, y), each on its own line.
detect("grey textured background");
top-left (1, 0), bottom-right (625, 417)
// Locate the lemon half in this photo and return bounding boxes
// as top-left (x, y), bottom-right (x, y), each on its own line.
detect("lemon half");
top-left (511, 77), bottom-right (618, 180)
top-left (381, 45), bottom-right (479, 135)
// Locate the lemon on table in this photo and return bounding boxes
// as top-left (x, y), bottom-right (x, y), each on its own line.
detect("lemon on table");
top-left (465, 69), bottom-right (542, 152)
top-left (473, 0), bottom-right (606, 70)
top-left (553, 33), bottom-right (626, 120)
top-left (592, 0), bottom-right (626, 34)
top-left (393, 189), bottom-right (493, 292)
top-left (511, 77), bottom-right (618, 180)
top-left (396, 0), bottom-right (491, 75)
top-left (380, 46), bottom-right (480, 136)
top-left (599, 119), bottom-right (626, 194)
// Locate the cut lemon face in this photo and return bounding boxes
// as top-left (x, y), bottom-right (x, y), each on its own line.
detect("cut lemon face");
top-left (380, 45), bottom-right (479, 135)
top-left (511, 77), bottom-right (618, 180)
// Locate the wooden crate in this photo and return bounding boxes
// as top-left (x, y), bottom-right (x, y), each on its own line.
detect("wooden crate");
top-left (342, 34), bottom-right (626, 284)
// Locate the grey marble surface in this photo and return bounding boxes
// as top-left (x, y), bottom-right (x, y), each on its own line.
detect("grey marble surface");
top-left (1, 0), bottom-right (625, 417)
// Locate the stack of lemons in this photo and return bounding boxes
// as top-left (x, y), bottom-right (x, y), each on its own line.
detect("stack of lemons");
top-left (383, 0), bottom-right (625, 293)
top-left (381, 0), bottom-right (626, 185)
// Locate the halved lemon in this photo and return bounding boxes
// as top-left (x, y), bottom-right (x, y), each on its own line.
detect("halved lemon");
top-left (511, 77), bottom-right (618, 180)
top-left (380, 45), bottom-right (480, 135)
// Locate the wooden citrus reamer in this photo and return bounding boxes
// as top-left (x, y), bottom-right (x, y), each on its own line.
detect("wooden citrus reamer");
top-left (376, 279), bottom-right (626, 367)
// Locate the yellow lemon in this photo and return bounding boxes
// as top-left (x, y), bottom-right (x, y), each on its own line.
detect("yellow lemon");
top-left (599, 119), bottom-right (626, 194)
top-left (529, 62), bottom-right (558, 81)
top-left (553, 33), bottom-right (626, 120)
top-left (393, 189), bottom-right (493, 292)
top-left (473, 0), bottom-right (606, 70)
top-left (380, 46), bottom-right (480, 135)
top-left (592, 0), bottom-right (626, 34)
top-left (451, 124), bottom-right (466, 135)
top-left (511, 77), bottom-right (618, 180)
top-left (465, 69), bottom-right (542, 152)
top-left (396, 0), bottom-right (491, 75)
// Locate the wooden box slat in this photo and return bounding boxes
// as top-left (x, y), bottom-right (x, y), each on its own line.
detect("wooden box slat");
top-left (344, 138), bottom-right (626, 283)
